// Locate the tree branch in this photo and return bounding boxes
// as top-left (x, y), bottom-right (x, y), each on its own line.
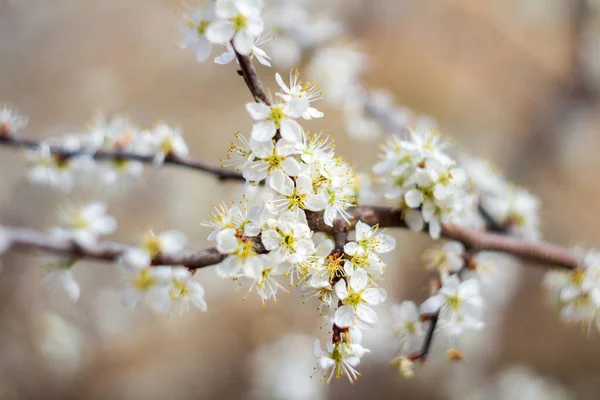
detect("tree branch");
top-left (234, 50), bottom-right (270, 105)
top-left (2, 225), bottom-right (228, 269)
top-left (0, 135), bottom-right (247, 183)
top-left (0, 205), bottom-right (579, 271)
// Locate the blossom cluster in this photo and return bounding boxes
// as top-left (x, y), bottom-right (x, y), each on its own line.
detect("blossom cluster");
top-left (41, 202), bottom-right (207, 315)
top-left (373, 128), bottom-right (473, 239)
top-left (179, 0), bottom-right (269, 65)
top-left (119, 230), bottom-right (207, 315)
top-left (203, 195), bottom-right (394, 382)
top-left (461, 156), bottom-right (541, 239)
top-left (390, 240), bottom-right (487, 377)
top-left (22, 115), bottom-right (188, 191)
top-left (544, 249), bottom-right (600, 328)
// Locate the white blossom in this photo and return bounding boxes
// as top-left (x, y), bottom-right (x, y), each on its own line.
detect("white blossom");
top-left (168, 267), bottom-right (208, 315)
top-left (179, 2), bottom-right (215, 63)
top-left (313, 339), bottom-right (370, 383)
top-left (275, 70), bottom-right (324, 120)
top-left (206, 0), bottom-right (265, 55)
top-left (143, 123), bottom-right (189, 165)
top-left (543, 249), bottom-right (600, 325)
top-left (215, 227), bottom-right (263, 278)
top-left (242, 138), bottom-right (301, 182)
top-left (391, 301), bottom-right (425, 354)
top-left (246, 100), bottom-right (304, 143)
top-left (422, 241), bottom-right (465, 275)
top-left (421, 276), bottom-right (484, 335)
top-left (50, 202), bottom-right (116, 247)
top-left (334, 269), bottom-right (387, 329)
top-left (343, 221), bottom-right (395, 257)
top-left (118, 248), bottom-right (173, 311)
top-left (202, 197), bottom-right (262, 240)
top-left (214, 32), bottom-right (272, 66)
top-left (25, 144), bottom-right (75, 191)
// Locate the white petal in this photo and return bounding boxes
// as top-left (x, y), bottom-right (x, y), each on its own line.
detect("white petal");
top-left (429, 218), bottom-right (441, 239)
top-left (355, 221), bottom-right (370, 241)
top-left (420, 295), bottom-right (444, 314)
top-left (246, 102), bottom-right (271, 120)
top-left (206, 20), bottom-right (235, 44)
top-left (305, 193), bottom-right (327, 211)
top-left (216, 256), bottom-right (240, 277)
top-left (362, 288), bottom-right (386, 305)
top-left (275, 73), bottom-right (289, 93)
top-left (245, 16), bottom-right (264, 36)
top-left (283, 98), bottom-right (309, 119)
top-left (251, 121), bottom-right (276, 142)
top-left (356, 304), bottom-right (378, 326)
top-left (194, 38), bottom-right (213, 62)
top-left (405, 189), bottom-right (423, 208)
top-left (350, 269), bottom-right (368, 291)
top-left (279, 119), bottom-right (303, 142)
top-left (216, 228), bottom-right (239, 253)
top-left (233, 31), bottom-right (253, 55)
top-left (214, 49), bottom-right (236, 64)
top-left (280, 157), bottom-right (301, 176)
top-left (334, 305), bottom-right (355, 328)
top-left (334, 279), bottom-right (348, 300)
top-left (269, 170), bottom-right (294, 196)
top-left (343, 242), bottom-right (361, 256)
top-left (403, 209), bottom-right (424, 232)
top-left (159, 230), bottom-right (188, 254)
top-left (215, 0), bottom-right (238, 19)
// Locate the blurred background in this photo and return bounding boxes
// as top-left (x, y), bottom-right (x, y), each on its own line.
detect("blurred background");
top-left (1, 0), bottom-right (600, 398)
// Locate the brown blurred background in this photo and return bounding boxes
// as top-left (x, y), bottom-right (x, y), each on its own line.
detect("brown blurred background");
top-left (1, 0), bottom-right (600, 399)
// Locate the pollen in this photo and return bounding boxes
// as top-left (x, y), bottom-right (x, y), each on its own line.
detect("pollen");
top-left (232, 13), bottom-right (248, 31)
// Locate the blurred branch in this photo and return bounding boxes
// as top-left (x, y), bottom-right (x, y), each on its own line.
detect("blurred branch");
top-left (409, 311), bottom-right (440, 362)
top-left (0, 135), bottom-right (247, 183)
top-left (0, 207), bottom-right (579, 270)
top-left (2, 225), bottom-right (228, 269)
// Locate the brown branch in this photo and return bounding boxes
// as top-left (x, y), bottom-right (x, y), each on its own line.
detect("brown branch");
top-left (234, 49), bottom-right (270, 105)
top-left (2, 225), bottom-right (227, 269)
top-left (0, 135), bottom-right (247, 183)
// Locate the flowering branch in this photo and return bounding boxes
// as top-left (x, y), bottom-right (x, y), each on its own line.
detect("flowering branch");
top-left (0, 205), bottom-right (578, 271)
top-left (0, 135), bottom-right (247, 183)
top-left (1, 224), bottom-right (232, 269)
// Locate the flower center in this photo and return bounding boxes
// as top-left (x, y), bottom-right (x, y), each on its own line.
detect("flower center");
top-left (268, 106), bottom-right (285, 128)
top-left (281, 233), bottom-right (296, 251)
top-left (131, 268), bottom-right (157, 292)
top-left (235, 238), bottom-right (256, 262)
top-left (232, 13), bottom-right (248, 31)
top-left (71, 213), bottom-right (90, 229)
top-left (345, 290), bottom-right (364, 308)
top-left (266, 149), bottom-right (282, 170)
top-left (446, 294), bottom-right (462, 311)
top-left (143, 235), bottom-right (162, 258)
top-left (160, 138), bottom-right (173, 154)
top-left (196, 20), bottom-right (210, 37)
top-left (170, 279), bottom-right (190, 300)
top-left (112, 158), bottom-right (130, 171)
top-left (287, 190), bottom-right (307, 210)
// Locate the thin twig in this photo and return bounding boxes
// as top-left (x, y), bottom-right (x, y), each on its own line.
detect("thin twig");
top-left (234, 50), bottom-right (270, 105)
top-left (0, 135), bottom-right (247, 183)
